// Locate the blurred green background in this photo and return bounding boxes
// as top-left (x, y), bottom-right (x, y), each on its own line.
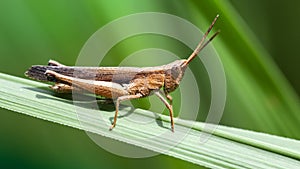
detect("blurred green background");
top-left (0, 0), bottom-right (299, 169)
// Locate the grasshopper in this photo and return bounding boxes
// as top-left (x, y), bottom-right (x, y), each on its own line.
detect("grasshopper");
top-left (25, 15), bottom-right (220, 132)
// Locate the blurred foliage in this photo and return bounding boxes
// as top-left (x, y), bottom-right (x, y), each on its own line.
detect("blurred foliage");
top-left (0, 0), bottom-right (299, 169)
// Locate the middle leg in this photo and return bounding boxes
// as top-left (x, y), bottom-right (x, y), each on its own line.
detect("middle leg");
top-left (110, 94), bottom-right (142, 130)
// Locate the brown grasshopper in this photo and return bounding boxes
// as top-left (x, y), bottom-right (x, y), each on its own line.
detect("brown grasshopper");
top-left (25, 15), bottom-right (220, 132)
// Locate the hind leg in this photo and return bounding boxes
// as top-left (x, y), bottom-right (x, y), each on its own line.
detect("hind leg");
top-left (45, 70), bottom-right (128, 98)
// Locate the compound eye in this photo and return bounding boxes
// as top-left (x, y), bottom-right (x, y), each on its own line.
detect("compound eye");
top-left (171, 66), bottom-right (180, 79)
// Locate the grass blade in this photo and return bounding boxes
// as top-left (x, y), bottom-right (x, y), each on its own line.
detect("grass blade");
top-left (0, 72), bottom-right (299, 168)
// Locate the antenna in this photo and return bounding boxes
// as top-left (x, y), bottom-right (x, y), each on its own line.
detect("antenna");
top-left (184, 14), bottom-right (220, 66)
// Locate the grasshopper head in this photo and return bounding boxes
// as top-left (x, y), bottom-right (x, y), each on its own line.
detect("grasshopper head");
top-left (164, 15), bottom-right (220, 94)
top-left (163, 60), bottom-right (187, 93)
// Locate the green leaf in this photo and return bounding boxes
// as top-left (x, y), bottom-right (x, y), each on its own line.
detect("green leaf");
top-left (0, 72), bottom-right (299, 168)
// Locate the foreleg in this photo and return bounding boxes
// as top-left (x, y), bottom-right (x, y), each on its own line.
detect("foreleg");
top-left (154, 91), bottom-right (174, 132)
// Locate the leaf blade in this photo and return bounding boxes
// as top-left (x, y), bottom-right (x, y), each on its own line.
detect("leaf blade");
top-left (0, 73), bottom-right (299, 168)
